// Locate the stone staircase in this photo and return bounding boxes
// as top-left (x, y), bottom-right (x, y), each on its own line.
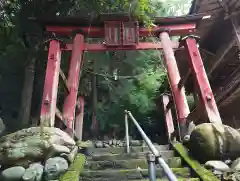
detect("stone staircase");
top-left (79, 142), bottom-right (201, 181)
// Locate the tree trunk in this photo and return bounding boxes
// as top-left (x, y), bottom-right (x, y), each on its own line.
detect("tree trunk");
top-left (18, 57), bottom-right (36, 128)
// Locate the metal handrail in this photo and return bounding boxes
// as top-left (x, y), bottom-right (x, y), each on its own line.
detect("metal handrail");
top-left (124, 110), bottom-right (178, 181)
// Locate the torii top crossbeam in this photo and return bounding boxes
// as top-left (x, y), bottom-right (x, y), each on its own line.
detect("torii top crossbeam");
top-left (29, 13), bottom-right (207, 52)
top-left (29, 13), bottom-right (206, 37)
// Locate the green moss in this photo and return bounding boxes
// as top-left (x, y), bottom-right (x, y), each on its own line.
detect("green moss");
top-left (86, 159), bottom-right (148, 170)
top-left (172, 142), bottom-right (220, 181)
top-left (59, 154), bottom-right (86, 181)
top-left (77, 141), bottom-right (93, 148)
top-left (87, 168), bottom-right (190, 179)
top-left (130, 179), bottom-right (199, 181)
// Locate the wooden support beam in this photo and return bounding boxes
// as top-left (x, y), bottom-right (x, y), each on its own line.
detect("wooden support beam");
top-left (230, 16), bottom-right (240, 49)
top-left (216, 71), bottom-right (240, 105)
top-left (56, 107), bottom-right (79, 138)
top-left (161, 94), bottom-right (175, 140)
top-left (218, 85), bottom-right (240, 108)
top-left (75, 97), bottom-right (84, 140)
top-left (207, 38), bottom-right (236, 76)
top-left (189, 71), bottom-right (240, 122)
top-left (178, 70), bottom-right (191, 89)
top-left (225, 11), bottom-right (240, 20)
top-left (59, 68), bottom-right (70, 93)
top-left (56, 107), bottom-right (64, 121)
top-left (199, 48), bottom-right (215, 57)
top-left (166, 99), bottom-right (174, 111)
top-left (207, 21), bottom-right (240, 76)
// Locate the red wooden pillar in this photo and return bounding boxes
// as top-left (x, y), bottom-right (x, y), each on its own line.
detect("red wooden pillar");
top-left (183, 36), bottom-right (222, 124)
top-left (75, 96), bottom-right (85, 140)
top-left (40, 40), bottom-right (61, 127)
top-left (161, 94), bottom-right (175, 140)
top-left (63, 34), bottom-right (84, 134)
top-left (159, 32), bottom-right (190, 138)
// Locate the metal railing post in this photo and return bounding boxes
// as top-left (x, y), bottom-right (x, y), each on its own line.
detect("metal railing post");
top-left (125, 110), bottom-right (159, 157)
top-left (125, 111), bottom-right (130, 153)
top-left (148, 153), bottom-right (156, 181)
top-left (125, 110), bottom-right (178, 181)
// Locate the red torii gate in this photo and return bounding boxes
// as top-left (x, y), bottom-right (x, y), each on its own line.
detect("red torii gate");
top-left (30, 14), bottom-right (222, 139)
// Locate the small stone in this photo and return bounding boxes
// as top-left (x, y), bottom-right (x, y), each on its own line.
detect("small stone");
top-left (60, 146), bottom-right (78, 163)
top-left (183, 135), bottom-right (190, 146)
top-left (45, 144), bottom-right (71, 161)
top-left (44, 157), bottom-right (68, 180)
top-left (205, 161), bottom-right (230, 172)
top-left (187, 121), bottom-right (196, 135)
top-left (112, 139), bottom-right (117, 146)
top-left (103, 142), bottom-right (109, 148)
top-left (130, 140), bottom-right (141, 146)
top-left (1, 166), bottom-right (25, 181)
top-left (22, 163), bottom-right (43, 181)
top-left (116, 140), bottom-right (121, 146)
top-left (52, 144), bottom-right (71, 153)
top-left (109, 140), bottom-right (113, 145)
top-left (119, 142), bottom-right (124, 147)
top-left (231, 157), bottom-right (240, 170)
top-left (77, 141), bottom-right (93, 148)
top-left (224, 159), bottom-right (232, 165)
top-left (212, 170), bottom-right (222, 178)
top-left (95, 141), bottom-right (103, 148)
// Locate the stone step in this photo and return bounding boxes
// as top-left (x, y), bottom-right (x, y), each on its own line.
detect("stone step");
top-left (85, 157), bottom-right (182, 170)
top-left (129, 178), bottom-right (200, 181)
top-left (87, 150), bottom-right (174, 161)
top-left (80, 168), bottom-right (190, 180)
top-left (87, 145), bottom-right (169, 155)
top-left (80, 178), bottom-right (200, 181)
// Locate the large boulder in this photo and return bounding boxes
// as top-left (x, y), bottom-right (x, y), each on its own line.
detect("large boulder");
top-left (0, 127), bottom-right (75, 167)
top-left (187, 123), bottom-right (240, 162)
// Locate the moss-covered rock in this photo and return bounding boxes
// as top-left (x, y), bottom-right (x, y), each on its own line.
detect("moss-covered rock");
top-left (59, 154), bottom-right (86, 181)
top-left (0, 127), bottom-right (75, 167)
top-left (187, 123), bottom-right (240, 162)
